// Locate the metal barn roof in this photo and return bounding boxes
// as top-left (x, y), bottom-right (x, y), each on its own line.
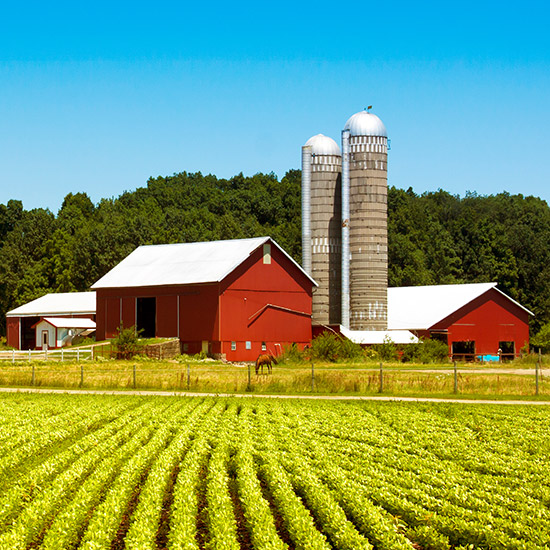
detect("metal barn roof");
top-left (7, 292), bottom-right (96, 318)
top-left (91, 237), bottom-right (316, 290)
top-left (340, 326), bottom-right (418, 344)
top-left (39, 317), bottom-right (96, 329)
top-left (388, 283), bottom-right (532, 330)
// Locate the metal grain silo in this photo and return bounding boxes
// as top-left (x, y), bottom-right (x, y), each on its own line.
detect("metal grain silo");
top-left (341, 110), bottom-right (388, 330)
top-left (302, 134), bottom-right (342, 325)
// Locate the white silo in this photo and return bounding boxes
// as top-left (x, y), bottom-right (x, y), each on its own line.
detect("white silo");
top-left (302, 134), bottom-right (342, 325)
top-left (341, 110), bottom-right (388, 330)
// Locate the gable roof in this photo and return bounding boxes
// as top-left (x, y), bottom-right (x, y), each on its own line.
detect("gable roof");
top-left (35, 317), bottom-right (96, 329)
top-left (7, 292), bottom-right (96, 318)
top-left (91, 237), bottom-right (316, 290)
top-left (388, 283), bottom-right (532, 330)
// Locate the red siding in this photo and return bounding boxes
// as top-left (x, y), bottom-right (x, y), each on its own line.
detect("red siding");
top-left (6, 317), bottom-right (19, 349)
top-left (219, 244), bottom-right (312, 361)
top-left (95, 240), bottom-right (314, 361)
top-left (432, 288), bottom-right (530, 357)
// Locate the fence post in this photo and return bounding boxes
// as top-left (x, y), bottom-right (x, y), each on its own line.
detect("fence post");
top-left (12, 349), bottom-right (15, 364)
top-left (28, 349), bottom-right (31, 361)
top-left (454, 361), bottom-right (458, 394)
top-left (535, 348), bottom-right (542, 395)
top-left (311, 362), bottom-right (315, 392)
top-left (80, 365), bottom-right (84, 388)
top-left (77, 349), bottom-right (80, 362)
top-left (133, 364), bottom-right (137, 389)
top-left (31, 365), bottom-right (35, 386)
top-left (187, 363), bottom-right (191, 391)
top-left (379, 362), bottom-right (383, 393)
top-left (247, 362), bottom-right (251, 391)
top-left (61, 348), bottom-right (64, 362)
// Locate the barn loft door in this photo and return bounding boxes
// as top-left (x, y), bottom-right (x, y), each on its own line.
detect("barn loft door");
top-left (137, 297), bottom-right (156, 338)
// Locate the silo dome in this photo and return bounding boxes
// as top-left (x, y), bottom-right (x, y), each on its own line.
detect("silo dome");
top-left (305, 134), bottom-right (341, 156)
top-left (344, 111), bottom-right (387, 137)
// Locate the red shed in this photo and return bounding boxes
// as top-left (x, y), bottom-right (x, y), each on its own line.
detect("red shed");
top-left (6, 292), bottom-right (96, 350)
top-left (388, 283), bottom-right (532, 360)
top-left (91, 237), bottom-right (316, 361)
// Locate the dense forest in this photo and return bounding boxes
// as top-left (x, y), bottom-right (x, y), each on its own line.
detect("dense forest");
top-left (1, 170), bottom-right (550, 336)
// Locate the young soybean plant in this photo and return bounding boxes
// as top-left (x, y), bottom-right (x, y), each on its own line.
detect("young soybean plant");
top-left (232, 405), bottom-right (288, 550)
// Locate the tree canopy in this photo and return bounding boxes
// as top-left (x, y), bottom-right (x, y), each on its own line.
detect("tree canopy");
top-left (1, 171), bottom-right (548, 336)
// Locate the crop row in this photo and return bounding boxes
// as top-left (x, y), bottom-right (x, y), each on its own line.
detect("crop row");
top-left (0, 394), bottom-right (549, 549)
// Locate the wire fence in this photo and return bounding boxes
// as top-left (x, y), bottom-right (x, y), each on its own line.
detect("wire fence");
top-left (0, 361), bottom-right (547, 397)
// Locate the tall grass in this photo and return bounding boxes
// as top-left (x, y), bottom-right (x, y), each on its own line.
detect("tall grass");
top-left (0, 360), bottom-right (547, 399)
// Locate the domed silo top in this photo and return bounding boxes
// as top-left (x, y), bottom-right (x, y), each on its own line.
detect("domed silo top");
top-left (344, 110), bottom-right (387, 137)
top-left (305, 134), bottom-right (341, 156)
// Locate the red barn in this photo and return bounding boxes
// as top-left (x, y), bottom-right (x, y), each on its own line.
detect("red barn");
top-left (6, 292), bottom-right (96, 350)
top-left (91, 237), bottom-right (315, 361)
top-left (388, 283), bottom-right (532, 360)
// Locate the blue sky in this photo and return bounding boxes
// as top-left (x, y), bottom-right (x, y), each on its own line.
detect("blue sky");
top-left (1, 1), bottom-right (549, 212)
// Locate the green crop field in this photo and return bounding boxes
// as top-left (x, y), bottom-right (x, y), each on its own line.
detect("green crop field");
top-left (0, 394), bottom-right (549, 549)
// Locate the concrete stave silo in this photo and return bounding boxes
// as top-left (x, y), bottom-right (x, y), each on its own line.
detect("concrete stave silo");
top-left (302, 134), bottom-right (342, 325)
top-left (342, 110), bottom-right (389, 330)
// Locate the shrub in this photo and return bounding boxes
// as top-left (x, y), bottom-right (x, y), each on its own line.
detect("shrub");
top-left (112, 324), bottom-right (143, 360)
top-left (279, 343), bottom-right (305, 364)
top-left (401, 338), bottom-right (449, 363)
top-left (372, 336), bottom-right (399, 362)
top-left (309, 332), bottom-right (364, 362)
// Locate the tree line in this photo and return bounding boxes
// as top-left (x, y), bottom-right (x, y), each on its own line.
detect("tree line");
top-left (1, 170), bottom-right (549, 336)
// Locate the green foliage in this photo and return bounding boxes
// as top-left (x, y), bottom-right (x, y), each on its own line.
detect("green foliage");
top-left (1, 172), bottom-right (550, 339)
top-left (530, 322), bottom-right (550, 353)
top-left (310, 332), bottom-right (364, 362)
top-left (372, 336), bottom-right (399, 362)
top-left (111, 324), bottom-right (143, 360)
top-left (401, 339), bottom-right (450, 363)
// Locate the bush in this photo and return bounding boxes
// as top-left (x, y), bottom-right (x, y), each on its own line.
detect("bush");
top-left (112, 324), bottom-right (143, 360)
top-left (372, 336), bottom-right (399, 362)
top-left (401, 338), bottom-right (449, 363)
top-left (309, 332), bottom-right (364, 362)
top-left (279, 343), bottom-right (306, 364)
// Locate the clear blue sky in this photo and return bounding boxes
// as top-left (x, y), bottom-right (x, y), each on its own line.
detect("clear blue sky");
top-left (1, 1), bottom-right (549, 212)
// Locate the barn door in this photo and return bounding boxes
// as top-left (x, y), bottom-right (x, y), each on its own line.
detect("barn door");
top-left (42, 330), bottom-right (49, 350)
top-left (136, 297), bottom-right (156, 338)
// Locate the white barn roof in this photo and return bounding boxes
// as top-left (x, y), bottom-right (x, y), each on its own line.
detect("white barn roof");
top-left (92, 237), bottom-right (316, 290)
top-left (7, 292), bottom-right (96, 318)
top-left (340, 326), bottom-right (418, 345)
top-left (40, 317), bottom-right (96, 329)
top-left (388, 283), bottom-right (532, 330)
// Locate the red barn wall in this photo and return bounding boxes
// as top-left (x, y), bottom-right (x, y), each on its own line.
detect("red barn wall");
top-left (219, 244), bottom-right (313, 361)
top-left (6, 317), bottom-right (20, 349)
top-left (95, 284), bottom-right (220, 346)
top-left (432, 288), bottom-right (530, 357)
top-left (95, 242), bottom-right (313, 360)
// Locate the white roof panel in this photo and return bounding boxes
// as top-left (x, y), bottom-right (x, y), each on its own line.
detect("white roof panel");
top-left (7, 292), bottom-right (96, 318)
top-left (340, 326), bottom-right (418, 344)
top-left (41, 317), bottom-right (96, 329)
top-left (91, 237), bottom-right (316, 289)
top-left (387, 282), bottom-right (532, 330)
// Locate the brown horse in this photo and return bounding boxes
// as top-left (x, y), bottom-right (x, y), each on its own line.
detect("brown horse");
top-left (255, 353), bottom-right (277, 375)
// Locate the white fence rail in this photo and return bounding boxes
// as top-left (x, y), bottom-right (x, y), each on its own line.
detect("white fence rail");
top-left (0, 348), bottom-right (94, 363)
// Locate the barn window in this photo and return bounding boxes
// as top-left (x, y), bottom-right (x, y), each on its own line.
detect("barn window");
top-left (231, 341), bottom-right (236, 351)
top-left (261, 342), bottom-right (267, 351)
top-left (499, 341), bottom-right (515, 361)
top-left (263, 244), bottom-right (271, 264)
top-left (451, 341), bottom-right (475, 361)
top-left (183, 343), bottom-right (188, 352)
top-left (245, 341), bottom-right (251, 350)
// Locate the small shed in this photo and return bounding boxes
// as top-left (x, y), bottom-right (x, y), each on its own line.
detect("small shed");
top-left (388, 283), bottom-right (532, 360)
top-left (6, 292), bottom-right (96, 350)
top-left (91, 237), bottom-right (316, 361)
top-left (33, 317), bottom-right (96, 350)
